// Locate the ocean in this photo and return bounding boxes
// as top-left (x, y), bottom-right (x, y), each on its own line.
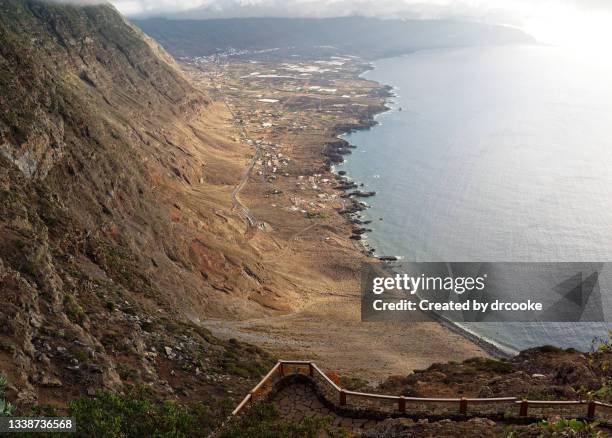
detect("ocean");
top-left (339, 44), bottom-right (612, 353)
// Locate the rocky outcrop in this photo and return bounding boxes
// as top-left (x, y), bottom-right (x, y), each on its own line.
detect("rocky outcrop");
top-left (378, 346), bottom-right (612, 403)
top-left (364, 417), bottom-right (502, 438)
top-left (349, 190), bottom-right (376, 198)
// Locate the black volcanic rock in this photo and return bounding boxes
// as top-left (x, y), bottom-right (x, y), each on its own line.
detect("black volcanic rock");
top-left (350, 191), bottom-right (376, 198)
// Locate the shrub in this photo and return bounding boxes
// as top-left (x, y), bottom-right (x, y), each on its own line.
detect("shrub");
top-left (220, 403), bottom-right (348, 438)
top-left (0, 375), bottom-right (15, 417)
top-left (305, 211), bottom-right (328, 219)
top-left (537, 418), bottom-right (592, 433)
top-left (464, 357), bottom-right (514, 374)
top-left (66, 388), bottom-right (217, 438)
top-left (537, 345), bottom-right (565, 354)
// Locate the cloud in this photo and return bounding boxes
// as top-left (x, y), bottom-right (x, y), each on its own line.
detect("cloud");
top-left (109, 0), bottom-right (612, 40)
top-left (48, 0), bottom-right (109, 4)
top-left (114, 0), bottom-right (482, 18)
top-left (112, 0), bottom-right (214, 16)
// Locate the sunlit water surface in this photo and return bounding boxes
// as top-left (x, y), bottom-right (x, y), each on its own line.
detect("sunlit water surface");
top-left (340, 45), bottom-right (612, 352)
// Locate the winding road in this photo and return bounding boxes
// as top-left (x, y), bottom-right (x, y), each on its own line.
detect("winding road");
top-left (226, 101), bottom-right (260, 228)
top-left (231, 145), bottom-right (260, 227)
top-left (226, 71), bottom-right (315, 232)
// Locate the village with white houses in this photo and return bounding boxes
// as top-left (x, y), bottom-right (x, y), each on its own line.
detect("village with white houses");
top-left (182, 52), bottom-right (391, 253)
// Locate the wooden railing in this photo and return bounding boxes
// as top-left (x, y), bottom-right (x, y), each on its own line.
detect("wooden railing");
top-left (230, 360), bottom-right (612, 425)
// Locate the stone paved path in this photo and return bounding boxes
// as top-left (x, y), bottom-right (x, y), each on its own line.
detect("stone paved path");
top-left (271, 383), bottom-right (380, 433)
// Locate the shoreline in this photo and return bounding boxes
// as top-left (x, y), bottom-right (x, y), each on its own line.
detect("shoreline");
top-left (184, 53), bottom-right (497, 378)
top-left (327, 61), bottom-right (515, 360)
top-left (326, 64), bottom-right (394, 258)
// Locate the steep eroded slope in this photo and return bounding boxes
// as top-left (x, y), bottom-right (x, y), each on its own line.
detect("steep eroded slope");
top-left (0, 0), bottom-right (290, 409)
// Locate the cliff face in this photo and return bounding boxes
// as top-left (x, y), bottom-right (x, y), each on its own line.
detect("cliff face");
top-left (0, 0), bottom-right (284, 407)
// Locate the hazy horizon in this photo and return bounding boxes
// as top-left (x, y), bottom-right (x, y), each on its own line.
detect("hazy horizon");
top-left (95, 0), bottom-right (611, 48)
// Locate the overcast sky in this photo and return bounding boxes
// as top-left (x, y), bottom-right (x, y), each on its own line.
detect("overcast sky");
top-left (111, 0), bottom-right (608, 20)
top-left (104, 0), bottom-right (612, 46)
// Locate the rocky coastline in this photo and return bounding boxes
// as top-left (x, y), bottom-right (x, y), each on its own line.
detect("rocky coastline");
top-left (320, 69), bottom-right (515, 358)
top-left (324, 77), bottom-right (393, 257)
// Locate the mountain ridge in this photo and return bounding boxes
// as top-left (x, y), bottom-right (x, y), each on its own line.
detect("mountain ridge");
top-left (0, 0), bottom-right (307, 410)
top-left (133, 16), bottom-right (536, 59)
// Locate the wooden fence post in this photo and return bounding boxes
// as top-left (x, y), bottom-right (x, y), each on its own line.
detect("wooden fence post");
top-left (519, 400), bottom-right (528, 417)
top-left (587, 401), bottom-right (596, 420)
top-left (459, 398), bottom-right (468, 415)
top-left (279, 362), bottom-right (284, 377)
top-left (398, 396), bottom-right (406, 413)
top-left (308, 363), bottom-right (314, 377)
top-left (339, 390), bottom-right (347, 406)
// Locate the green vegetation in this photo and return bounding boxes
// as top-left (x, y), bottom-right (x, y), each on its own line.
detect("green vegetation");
top-left (464, 357), bottom-right (515, 374)
top-left (28, 395), bottom-right (344, 438)
top-left (591, 384), bottom-right (612, 401)
top-left (63, 294), bottom-right (84, 324)
top-left (27, 388), bottom-right (224, 438)
top-left (537, 345), bottom-right (566, 354)
top-left (220, 339), bottom-right (273, 378)
top-left (585, 331), bottom-right (612, 402)
top-left (0, 375), bottom-right (15, 416)
top-left (102, 244), bottom-right (156, 297)
top-left (536, 418), bottom-right (603, 437)
top-left (220, 403), bottom-right (348, 438)
top-left (116, 364), bottom-right (138, 382)
top-left (340, 375), bottom-right (370, 391)
top-left (154, 318), bottom-right (274, 379)
top-left (305, 210), bottom-right (328, 219)
top-left (504, 419), bottom-right (604, 438)
top-left (68, 346), bottom-right (89, 364)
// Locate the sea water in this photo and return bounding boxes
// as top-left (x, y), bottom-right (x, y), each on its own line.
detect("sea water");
top-left (339, 45), bottom-right (612, 352)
